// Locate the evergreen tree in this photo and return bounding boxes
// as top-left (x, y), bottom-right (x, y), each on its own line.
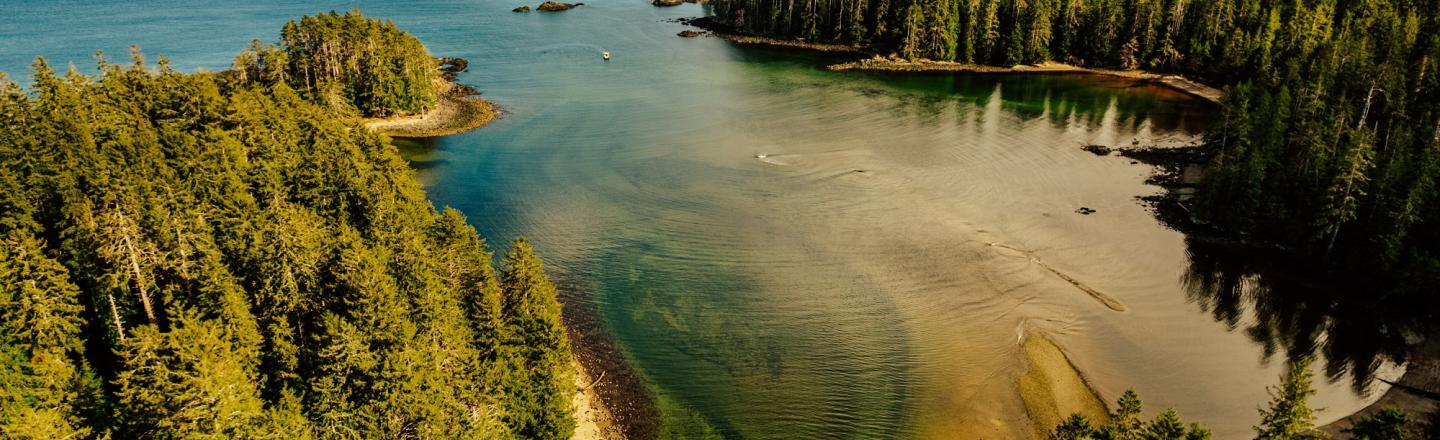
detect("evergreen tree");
top-left (235, 9), bottom-right (442, 117)
top-left (1148, 409), bottom-right (1188, 440)
top-left (1049, 413), bottom-right (1096, 440)
top-left (498, 238), bottom-right (576, 440)
top-left (1346, 407), bottom-right (1414, 440)
top-left (1255, 358), bottom-right (1326, 440)
top-left (114, 315), bottom-right (272, 439)
top-left (0, 10), bottom-right (576, 439)
top-left (0, 233), bottom-right (100, 439)
top-left (1099, 388), bottom-right (1145, 439)
top-left (1048, 389), bottom-right (1212, 440)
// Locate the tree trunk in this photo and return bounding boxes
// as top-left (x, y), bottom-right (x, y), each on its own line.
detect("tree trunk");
top-left (113, 211), bottom-right (157, 324)
top-left (108, 293), bottom-right (126, 341)
top-left (124, 237), bottom-right (155, 323)
top-left (1357, 84), bottom-right (1378, 131)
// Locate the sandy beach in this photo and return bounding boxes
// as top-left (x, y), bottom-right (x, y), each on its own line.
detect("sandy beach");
top-left (572, 358), bottom-right (625, 440)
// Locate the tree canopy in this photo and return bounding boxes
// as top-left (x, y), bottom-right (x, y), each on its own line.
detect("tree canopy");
top-left (233, 9), bottom-right (442, 117)
top-left (0, 12), bottom-right (573, 440)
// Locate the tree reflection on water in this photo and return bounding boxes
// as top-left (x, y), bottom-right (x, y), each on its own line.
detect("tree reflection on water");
top-left (1180, 236), bottom-right (1429, 393)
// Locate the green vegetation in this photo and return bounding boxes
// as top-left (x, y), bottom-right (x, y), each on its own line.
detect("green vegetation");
top-left (1048, 358), bottom-right (1437, 440)
top-left (1345, 408), bottom-right (1412, 440)
top-left (709, 0), bottom-right (1354, 71)
top-left (0, 13), bottom-right (573, 440)
top-left (1255, 359), bottom-right (1325, 440)
top-left (1195, 2), bottom-right (1439, 294)
top-left (708, 0), bottom-right (1440, 294)
top-left (1046, 389), bottom-right (1212, 440)
top-left (233, 9), bottom-right (441, 117)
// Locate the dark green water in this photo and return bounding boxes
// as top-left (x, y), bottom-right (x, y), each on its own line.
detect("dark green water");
top-left (2, 1), bottom-right (1403, 439)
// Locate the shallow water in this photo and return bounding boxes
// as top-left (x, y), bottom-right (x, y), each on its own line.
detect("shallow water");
top-left (1, 1), bottom-right (1404, 438)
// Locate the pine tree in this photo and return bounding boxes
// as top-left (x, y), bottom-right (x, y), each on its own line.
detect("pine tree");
top-left (1346, 407), bottom-right (1414, 440)
top-left (114, 315), bottom-right (273, 438)
top-left (498, 238), bottom-right (575, 440)
top-left (1048, 389), bottom-right (1211, 440)
top-left (0, 233), bottom-right (99, 439)
top-left (1100, 388), bottom-right (1145, 439)
top-left (1255, 358), bottom-right (1326, 440)
top-left (1148, 409), bottom-right (1187, 440)
top-left (1049, 413), bottom-right (1096, 440)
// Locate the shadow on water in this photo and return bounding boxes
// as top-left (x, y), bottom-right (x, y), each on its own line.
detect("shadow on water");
top-left (1180, 236), bottom-right (1429, 393)
top-left (737, 57), bottom-right (1218, 137)
top-left (391, 136), bottom-right (449, 184)
top-left (846, 72), bottom-right (1216, 131)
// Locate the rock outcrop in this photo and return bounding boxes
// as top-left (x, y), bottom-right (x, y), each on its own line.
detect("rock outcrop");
top-left (438, 57), bottom-right (469, 81)
top-left (537, 1), bottom-right (582, 12)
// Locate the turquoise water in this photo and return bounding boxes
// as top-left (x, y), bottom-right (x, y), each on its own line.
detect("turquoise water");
top-left (1, 1), bottom-right (1400, 439)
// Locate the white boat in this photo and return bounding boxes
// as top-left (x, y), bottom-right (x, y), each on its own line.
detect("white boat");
top-left (602, 51), bottom-right (611, 61)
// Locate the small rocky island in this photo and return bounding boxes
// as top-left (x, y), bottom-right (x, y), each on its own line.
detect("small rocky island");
top-left (537, 1), bottom-right (583, 12)
top-left (512, 5), bottom-right (531, 12)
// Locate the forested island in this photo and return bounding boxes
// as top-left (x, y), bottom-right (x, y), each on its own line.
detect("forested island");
top-left (0, 11), bottom-right (575, 439)
top-left (705, 0), bottom-right (1439, 295)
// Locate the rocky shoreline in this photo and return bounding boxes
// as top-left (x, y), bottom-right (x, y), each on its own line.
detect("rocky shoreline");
top-left (363, 79), bottom-right (498, 138)
top-left (558, 280), bottom-right (660, 440)
top-left (571, 357), bottom-right (623, 440)
top-left (373, 57), bottom-right (648, 439)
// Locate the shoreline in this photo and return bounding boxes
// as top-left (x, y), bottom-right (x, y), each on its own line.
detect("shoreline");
top-left (680, 17), bottom-right (1221, 104)
top-left (363, 79), bottom-right (498, 138)
top-left (559, 279), bottom-right (660, 440)
top-left (1321, 335), bottom-right (1440, 435)
top-left (710, 33), bottom-right (866, 54)
top-left (828, 58), bottom-right (1223, 104)
top-left (572, 357), bottom-right (624, 440)
top-left (1122, 146), bottom-right (1440, 433)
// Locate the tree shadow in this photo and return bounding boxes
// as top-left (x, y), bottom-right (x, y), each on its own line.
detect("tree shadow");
top-left (1180, 235), bottom-right (1427, 394)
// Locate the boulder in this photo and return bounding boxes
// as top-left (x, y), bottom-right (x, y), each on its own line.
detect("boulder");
top-left (438, 57), bottom-right (468, 73)
top-left (512, 5), bottom-right (531, 12)
top-left (677, 30), bottom-right (704, 38)
top-left (537, 1), bottom-right (581, 11)
top-left (653, 0), bottom-right (684, 6)
top-left (437, 57), bottom-right (469, 81)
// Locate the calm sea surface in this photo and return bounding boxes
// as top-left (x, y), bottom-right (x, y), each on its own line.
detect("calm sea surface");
top-left (0, 1), bottom-right (1401, 438)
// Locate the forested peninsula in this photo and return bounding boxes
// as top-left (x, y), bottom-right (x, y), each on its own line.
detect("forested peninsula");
top-left (0, 10), bottom-right (575, 439)
top-left (706, 0), bottom-right (1440, 299)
